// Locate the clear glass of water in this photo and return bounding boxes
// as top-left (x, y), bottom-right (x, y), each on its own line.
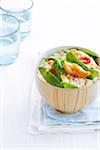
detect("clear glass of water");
top-left (0, 0), bottom-right (33, 40)
top-left (0, 14), bottom-right (20, 65)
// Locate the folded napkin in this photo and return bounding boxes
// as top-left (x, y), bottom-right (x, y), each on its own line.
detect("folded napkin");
top-left (29, 83), bottom-right (100, 134)
top-left (42, 97), bottom-right (100, 126)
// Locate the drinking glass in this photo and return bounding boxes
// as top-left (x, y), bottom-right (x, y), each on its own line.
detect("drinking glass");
top-left (0, 0), bottom-right (33, 40)
top-left (0, 14), bottom-right (20, 65)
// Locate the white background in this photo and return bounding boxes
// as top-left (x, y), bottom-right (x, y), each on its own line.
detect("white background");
top-left (0, 0), bottom-right (100, 149)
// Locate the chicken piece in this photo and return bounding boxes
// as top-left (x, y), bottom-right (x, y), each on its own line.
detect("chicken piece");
top-left (63, 61), bottom-right (90, 78)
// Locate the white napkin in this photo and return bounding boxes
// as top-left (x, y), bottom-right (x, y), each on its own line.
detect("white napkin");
top-left (29, 83), bottom-right (100, 134)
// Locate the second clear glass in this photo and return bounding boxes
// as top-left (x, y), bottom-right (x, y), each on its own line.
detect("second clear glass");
top-left (0, 0), bottom-right (33, 40)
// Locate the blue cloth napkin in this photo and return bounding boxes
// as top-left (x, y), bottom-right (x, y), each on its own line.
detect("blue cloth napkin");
top-left (42, 96), bottom-right (100, 126)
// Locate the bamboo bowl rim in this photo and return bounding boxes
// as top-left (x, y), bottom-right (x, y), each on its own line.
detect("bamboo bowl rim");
top-left (35, 45), bottom-right (100, 90)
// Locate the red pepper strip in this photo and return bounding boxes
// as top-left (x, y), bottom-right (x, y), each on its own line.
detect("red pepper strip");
top-left (79, 57), bottom-right (91, 64)
top-left (72, 74), bottom-right (78, 78)
top-left (49, 68), bottom-right (56, 75)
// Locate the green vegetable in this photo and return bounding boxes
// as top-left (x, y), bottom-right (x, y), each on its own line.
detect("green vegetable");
top-left (66, 52), bottom-right (88, 70)
top-left (39, 67), bottom-right (62, 87)
top-left (61, 82), bottom-right (78, 88)
top-left (87, 69), bottom-right (98, 80)
top-left (66, 52), bottom-right (98, 79)
top-left (47, 56), bottom-right (66, 81)
top-left (48, 56), bottom-right (64, 68)
top-left (52, 61), bottom-right (66, 81)
top-left (76, 48), bottom-right (98, 58)
top-left (63, 47), bottom-right (99, 59)
top-left (39, 67), bottom-right (78, 88)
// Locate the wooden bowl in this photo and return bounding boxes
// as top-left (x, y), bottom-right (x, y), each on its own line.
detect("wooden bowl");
top-left (35, 46), bottom-right (99, 114)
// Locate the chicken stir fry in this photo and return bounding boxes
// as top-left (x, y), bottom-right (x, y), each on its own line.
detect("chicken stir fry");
top-left (38, 47), bottom-right (100, 88)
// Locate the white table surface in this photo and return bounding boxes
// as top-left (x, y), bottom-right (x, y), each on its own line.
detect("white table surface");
top-left (0, 0), bottom-right (100, 149)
